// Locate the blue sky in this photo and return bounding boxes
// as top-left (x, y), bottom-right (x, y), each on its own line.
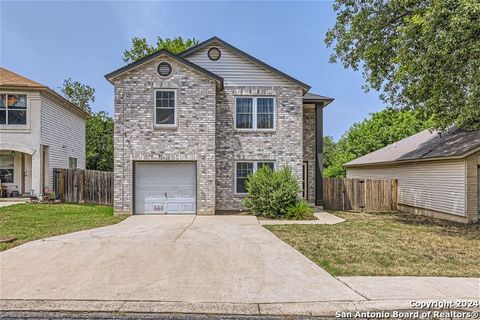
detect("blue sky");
top-left (1, 1), bottom-right (384, 140)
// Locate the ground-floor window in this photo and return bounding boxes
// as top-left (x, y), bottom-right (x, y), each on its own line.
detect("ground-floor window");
top-left (235, 161), bottom-right (275, 194)
top-left (0, 153), bottom-right (14, 183)
top-left (69, 157), bottom-right (77, 169)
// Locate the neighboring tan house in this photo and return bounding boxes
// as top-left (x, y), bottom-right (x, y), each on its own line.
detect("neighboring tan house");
top-left (105, 36), bottom-right (333, 215)
top-left (0, 67), bottom-right (88, 197)
top-left (345, 128), bottom-right (480, 223)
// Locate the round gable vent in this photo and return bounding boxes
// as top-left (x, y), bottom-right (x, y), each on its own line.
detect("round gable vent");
top-left (208, 47), bottom-right (221, 61)
top-left (157, 62), bottom-right (172, 77)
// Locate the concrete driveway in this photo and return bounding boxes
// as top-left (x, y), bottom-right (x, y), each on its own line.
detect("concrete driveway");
top-left (0, 215), bottom-right (363, 303)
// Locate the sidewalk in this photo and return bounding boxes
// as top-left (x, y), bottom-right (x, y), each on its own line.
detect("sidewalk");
top-left (338, 276), bottom-right (480, 301)
top-left (1, 277), bottom-right (478, 316)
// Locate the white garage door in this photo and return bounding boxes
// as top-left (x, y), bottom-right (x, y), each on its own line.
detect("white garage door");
top-left (134, 162), bottom-right (196, 215)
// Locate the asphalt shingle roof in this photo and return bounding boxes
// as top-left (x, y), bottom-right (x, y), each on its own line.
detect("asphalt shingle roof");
top-left (303, 92), bottom-right (334, 101)
top-left (0, 67), bottom-right (89, 118)
top-left (344, 127), bottom-right (480, 167)
top-left (0, 67), bottom-right (45, 88)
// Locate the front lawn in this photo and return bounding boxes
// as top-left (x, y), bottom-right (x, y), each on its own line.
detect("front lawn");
top-left (265, 211), bottom-right (480, 277)
top-left (0, 203), bottom-right (126, 251)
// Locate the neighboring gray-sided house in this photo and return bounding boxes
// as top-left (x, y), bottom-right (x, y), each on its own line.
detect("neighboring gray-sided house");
top-left (345, 128), bottom-right (480, 223)
top-left (105, 37), bottom-right (333, 215)
top-left (0, 67), bottom-right (88, 197)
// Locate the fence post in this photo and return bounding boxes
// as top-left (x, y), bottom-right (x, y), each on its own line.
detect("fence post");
top-left (60, 169), bottom-right (65, 202)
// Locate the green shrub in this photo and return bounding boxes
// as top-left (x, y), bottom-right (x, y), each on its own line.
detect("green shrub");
top-left (243, 165), bottom-right (300, 218)
top-left (285, 200), bottom-right (315, 220)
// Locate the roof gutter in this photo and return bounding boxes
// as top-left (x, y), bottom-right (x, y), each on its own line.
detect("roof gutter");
top-left (344, 153), bottom-right (475, 168)
top-left (303, 97), bottom-right (335, 107)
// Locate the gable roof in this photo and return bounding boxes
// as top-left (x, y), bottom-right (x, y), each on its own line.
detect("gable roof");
top-left (180, 37), bottom-right (311, 93)
top-left (344, 127), bottom-right (480, 167)
top-left (104, 49), bottom-right (223, 89)
top-left (0, 67), bottom-right (47, 88)
top-left (0, 67), bottom-right (89, 119)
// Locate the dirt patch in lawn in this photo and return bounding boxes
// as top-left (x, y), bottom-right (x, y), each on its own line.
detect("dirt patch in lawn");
top-left (265, 211), bottom-right (480, 277)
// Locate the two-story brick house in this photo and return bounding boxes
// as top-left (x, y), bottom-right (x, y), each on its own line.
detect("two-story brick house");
top-left (105, 37), bottom-right (333, 215)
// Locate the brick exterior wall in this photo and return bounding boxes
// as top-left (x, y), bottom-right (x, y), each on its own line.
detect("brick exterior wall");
top-left (113, 56), bottom-right (217, 215)
top-left (215, 86), bottom-right (304, 210)
top-left (302, 106), bottom-right (316, 203)
top-left (465, 150), bottom-right (480, 223)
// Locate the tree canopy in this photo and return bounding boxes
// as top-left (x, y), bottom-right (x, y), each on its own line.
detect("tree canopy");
top-left (123, 36), bottom-right (199, 63)
top-left (61, 79), bottom-right (113, 171)
top-left (86, 111), bottom-right (114, 172)
top-left (323, 136), bottom-right (337, 170)
top-left (324, 108), bottom-right (432, 177)
top-left (61, 78), bottom-right (95, 113)
top-left (325, 0), bottom-right (480, 130)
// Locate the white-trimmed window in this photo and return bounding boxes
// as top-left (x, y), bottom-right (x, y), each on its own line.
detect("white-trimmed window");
top-left (0, 153), bottom-right (14, 183)
top-left (235, 161), bottom-right (275, 194)
top-left (0, 94), bottom-right (27, 125)
top-left (154, 90), bottom-right (176, 126)
top-left (235, 97), bottom-right (275, 130)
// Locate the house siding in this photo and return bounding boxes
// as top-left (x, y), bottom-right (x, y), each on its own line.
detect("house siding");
top-left (40, 94), bottom-right (86, 186)
top-left (346, 160), bottom-right (466, 217)
top-left (113, 56), bottom-right (217, 215)
top-left (185, 45), bottom-right (294, 87)
top-left (215, 86), bottom-right (304, 210)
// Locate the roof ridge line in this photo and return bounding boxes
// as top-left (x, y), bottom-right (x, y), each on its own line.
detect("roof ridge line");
top-left (104, 49), bottom-right (223, 89)
top-left (180, 36), bottom-right (311, 92)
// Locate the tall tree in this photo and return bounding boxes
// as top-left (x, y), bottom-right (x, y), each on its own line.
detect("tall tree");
top-left (324, 108), bottom-right (432, 177)
top-left (325, 0), bottom-right (480, 130)
top-left (61, 78), bottom-right (95, 113)
top-left (323, 136), bottom-right (337, 169)
top-left (123, 36), bottom-right (199, 63)
top-left (86, 112), bottom-right (114, 172)
top-left (61, 80), bottom-right (113, 171)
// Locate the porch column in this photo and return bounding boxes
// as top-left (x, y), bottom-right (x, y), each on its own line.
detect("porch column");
top-left (315, 103), bottom-right (324, 206)
top-left (31, 148), bottom-right (42, 196)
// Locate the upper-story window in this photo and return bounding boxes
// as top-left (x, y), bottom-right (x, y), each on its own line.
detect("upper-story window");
top-left (235, 97), bottom-right (275, 130)
top-left (0, 94), bottom-right (27, 125)
top-left (155, 90), bottom-right (176, 126)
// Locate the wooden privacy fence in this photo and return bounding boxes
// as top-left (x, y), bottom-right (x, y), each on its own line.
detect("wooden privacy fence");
top-left (53, 168), bottom-right (113, 205)
top-left (323, 177), bottom-right (398, 212)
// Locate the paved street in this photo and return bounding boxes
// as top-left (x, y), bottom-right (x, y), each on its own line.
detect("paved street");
top-left (0, 311), bottom-right (326, 320)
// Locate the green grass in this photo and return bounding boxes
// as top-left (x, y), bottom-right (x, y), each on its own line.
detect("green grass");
top-left (0, 203), bottom-right (126, 251)
top-left (265, 211), bottom-right (480, 277)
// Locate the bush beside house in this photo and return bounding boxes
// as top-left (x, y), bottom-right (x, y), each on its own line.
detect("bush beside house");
top-left (244, 166), bottom-right (314, 220)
